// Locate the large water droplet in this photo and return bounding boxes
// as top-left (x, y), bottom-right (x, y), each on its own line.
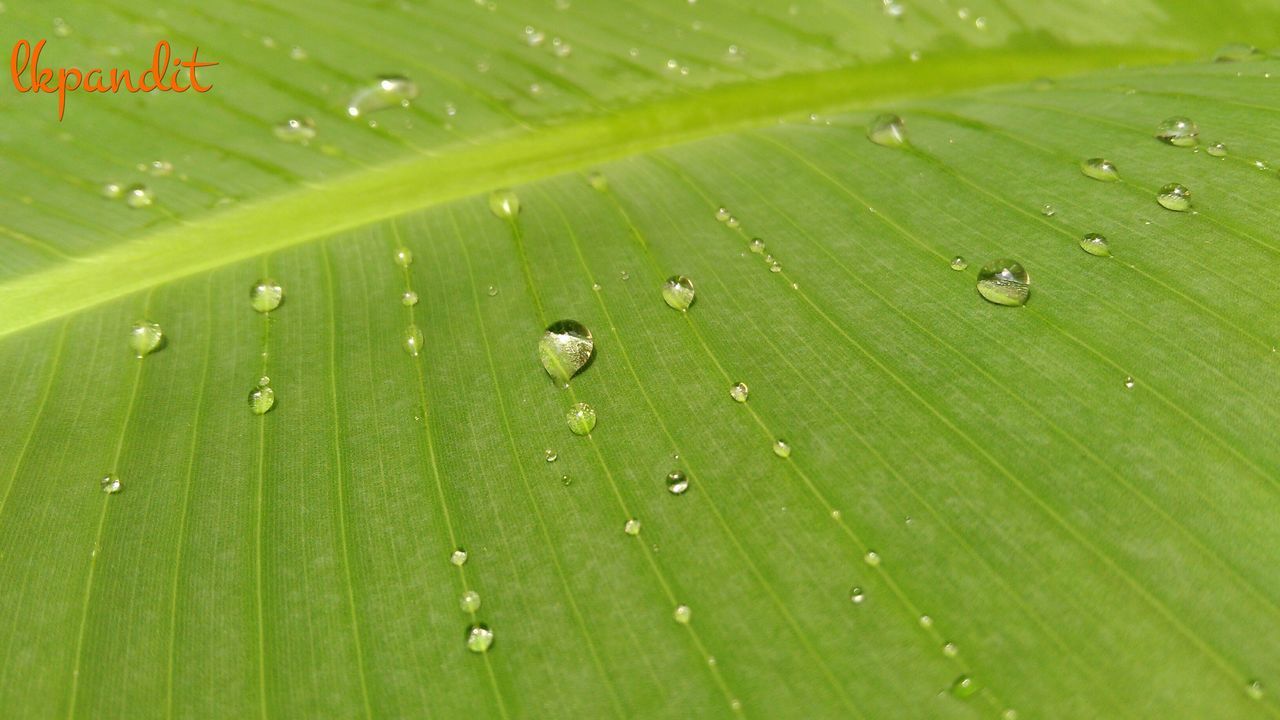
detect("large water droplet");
top-left (249, 377), bottom-right (276, 415)
top-left (1080, 158), bottom-right (1119, 182)
top-left (488, 189), bottom-right (520, 219)
top-left (403, 325), bottom-right (425, 357)
top-left (466, 624), bottom-right (494, 653)
top-left (460, 590), bottom-right (481, 613)
top-left (666, 470), bottom-right (689, 495)
top-left (868, 114), bottom-right (906, 147)
top-left (1157, 183), bottom-right (1191, 211)
top-left (250, 279), bottom-right (284, 313)
top-left (976, 259), bottom-right (1030, 306)
top-left (1155, 117), bottom-right (1199, 147)
top-left (673, 604), bottom-right (692, 624)
top-left (346, 75), bottom-right (419, 117)
top-left (661, 275), bottom-right (696, 311)
top-left (1079, 233), bottom-right (1111, 257)
top-left (951, 675), bottom-right (979, 699)
top-left (124, 184), bottom-right (155, 208)
top-left (129, 320), bottom-right (164, 358)
top-left (623, 518), bottom-right (642, 536)
top-left (274, 117), bottom-right (317, 143)
top-left (772, 439), bottom-right (791, 458)
top-left (538, 320), bottom-right (594, 385)
top-left (100, 474), bottom-right (121, 494)
top-left (566, 402), bottom-right (596, 435)
top-left (450, 548), bottom-right (469, 566)
top-left (729, 382), bottom-right (749, 403)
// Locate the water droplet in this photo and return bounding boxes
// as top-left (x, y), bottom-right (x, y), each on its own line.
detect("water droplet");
top-left (951, 675), bottom-right (979, 699)
top-left (145, 160), bottom-right (173, 177)
top-left (715, 207), bottom-right (731, 222)
top-left (661, 275), bottom-right (696, 311)
top-left (560, 474), bottom-right (572, 486)
top-left (539, 320), bottom-right (594, 385)
top-left (882, 0), bottom-right (905, 18)
top-left (1206, 142), bottom-right (1228, 158)
top-left (101, 182), bottom-right (124, 199)
top-left (976, 259), bottom-right (1030, 306)
top-left (401, 290), bottom-right (419, 306)
top-left (942, 641), bottom-right (959, 657)
top-left (949, 256), bottom-right (968, 271)
top-left (849, 586), bottom-right (865, 604)
top-left (1156, 117), bottom-right (1199, 147)
top-left (488, 189), bottom-right (520, 219)
top-left (591, 283), bottom-right (602, 291)
top-left (393, 247), bottom-right (413, 267)
top-left (129, 320), bottom-right (164, 358)
top-left (729, 382), bottom-right (749, 403)
top-left (673, 604), bottom-right (692, 624)
top-left (523, 25), bottom-right (545, 46)
top-left (1246, 679), bottom-right (1265, 700)
top-left (466, 624), bottom-right (494, 653)
top-left (1080, 157), bottom-right (1120, 182)
top-left (124, 184), bottom-right (155, 208)
top-left (748, 237), bottom-right (765, 254)
top-left (867, 113), bottom-right (906, 147)
top-left (1123, 376), bottom-right (1136, 389)
top-left (250, 279), bottom-right (284, 313)
top-left (566, 402), bottom-right (597, 435)
top-left (346, 75), bottom-right (419, 117)
top-left (666, 470), bottom-right (689, 495)
top-left (274, 117), bottom-right (317, 143)
top-left (545, 448), bottom-right (558, 462)
top-left (100, 474), bottom-right (121, 494)
top-left (403, 325), bottom-right (425, 357)
top-left (726, 216), bottom-right (741, 229)
top-left (1002, 710), bottom-right (1019, 720)
top-left (1215, 43), bottom-right (1262, 62)
top-left (587, 172), bottom-right (608, 192)
top-left (460, 590), bottom-right (481, 613)
top-left (1156, 183), bottom-right (1191, 212)
top-left (249, 378), bottom-right (276, 415)
top-left (289, 46), bottom-right (308, 61)
top-left (450, 548), bottom-right (468, 566)
top-left (772, 439), bottom-right (791, 458)
top-left (864, 550), bottom-right (881, 567)
top-left (1040, 203), bottom-right (1056, 217)
top-left (769, 262), bottom-right (782, 273)
top-left (919, 614), bottom-right (933, 628)
top-left (623, 518), bottom-right (642, 536)
top-left (551, 37), bottom-right (572, 58)
top-left (487, 285), bottom-right (499, 297)
top-left (1079, 233), bottom-right (1111, 257)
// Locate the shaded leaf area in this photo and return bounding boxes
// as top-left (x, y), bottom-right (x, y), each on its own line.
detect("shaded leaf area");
top-left (4, 54), bottom-right (1280, 718)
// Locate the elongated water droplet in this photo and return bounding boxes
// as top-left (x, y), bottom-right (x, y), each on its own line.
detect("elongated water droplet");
top-left (1080, 157), bottom-right (1119, 182)
top-left (129, 320), bottom-right (164, 358)
top-left (450, 548), bottom-right (468, 566)
top-left (545, 448), bottom-right (558, 462)
top-left (100, 474), bottom-right (121, 494)
top-left (849, 586), bottom-right (865, 604)
top-left (976, 259), bottom-right (1030, 306)
top-left (587, 172), bottom-right (608, 192)
top-left (1157, 183), bottom-right (1191, 211)
top-left (951, 675), bottom-right (979, 699)
top-left (1040, 203), bottom-right (1056, 217)
top-left (749, 237), bottom-right (765, 254)
top-left (1246, 679), bottom-right (1265, 700)
top-left (401, 290), bottom-right (419, 307)
top-left (729, 382), bottom-right (749, 403)
top-left (403, 325), bottom-right (424, 357)
top-left (249, 378), bottom-right (276, 415)
top-left (566, 402), bottom-right (596, 435)
top-left (949, 256), bottom-right (968, 271)
top-left (1215, 43), bottom-right (1262, 62)
top-left (673, 604), bottom-right (692, 624)
top-left (1079, 233), bottom-right (1111, 257)
top-left (466, 624), bottom-right (494, 653)
top-left (124, 183), bottom-right (155, 208)
top-left (538, 320), bottom-right (594, 385)
top-left (460, 590), bottom-right (481, 613)
top-left (250, 279), bottom-right (284, 313)
top-left (666, 470), bottom-right (689, 495)
top-left (346, 75), bottom-right (419, 117)
top-left (393, 247), bottom-right (413, 267)
top-left (868, 113), bottom-right (906, 147)
top-left (1206, 142), bottom-right (1228, 158)
top-left (1156, 117), bottom-right (1199, 147)
top-left (623, 518), bottom-right (642, 536)
top-left (661, 275), bottom-right (696, 311)
top-left (772, 439), bottom-right (791, 458)
top-left (864, 550), bottom-right (881, 567)
top-left (488, 189), bottom-right (520, 219)
top-left (274, 117), bottom-right (317, 143)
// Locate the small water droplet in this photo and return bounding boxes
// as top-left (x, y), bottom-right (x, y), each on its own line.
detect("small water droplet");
top-left (620, 270), bottom-right (631, 281)
top-left (144, 160), bottom-right (173, 177)
top-left (1246, 679), bottom-right (1265, 700)
top-left (274, 117), bottom-right (317, 143)
top-left (729, 382), bottom-right (749, 403)
top-left (523, 25), bottom-right (546, 46)
top-left (864, 550), bottom-right (881, 567)
top-left (1040, 203), bottom-right (1056, 217)
top-left (661, 275), bottom-right (696, 311)
top-left (289, 46), bottom-right (308, 61)
top-left (129, 320), bottom-right (164, 358)
top-left (919, 614), bottom-right (933, 628)
top-left (623, 518), bottom-right (642, 535)
top-left (772, 439), bottom-right (791, 458)
top-left (487, 285), bottom-right (499, 297)
top-left (403, 325), bottom-right (425, 357)
top-left (346, 75), bottom-right (419, 117)
top-left (488, 189), bottom-right (520, 219)
top-left (849, 586), bottom-right (865, 604)
top-left (460, 590), bottom-right (481, 613)
top-left (450, 548), bottom-right (468, 566)
top-left (1123, 376), bottom-right (1135, 389)
top-left (124, 184), bottom-right (155, 208)
top-left (1156, 117), bottom-right (1199, 147)
top-left (588, 172), bottom-right (608, 192)
top-left (748, 237), bottom-right (765, 254)
top-left (1079, 233), bottom-right (1111, 257)
top-left (393, 247), bottom-right (413, 268)
top-left (1157, 183), bottom-right (1191, 212)
top-left (250, 279), bottom-right (284, 313)
top-left (715, 207), bottom-right (731, 222)
top-left (673, 604), bottom-right (692, 624)
top-left (1002, 710), bottom-right (1019, 720)
top-left (1215, 43), bottom-right (1262, 62)
top-left (1080, 157), bottom-right (1120, 182)
top-left (867, 113), bottom-right (907, 147)
top-left (726, 216), bottom-right (741, 229)
top-left (539, 320), bottom-right (594, 385)
top-left (566, 402), bottom-right (597, 435)
top-left (100, 474), bottom-right (121, 494)
top-left (101, 182), bottom-right (124, 199)
top-left (466, 624), bottom-right (494, 653)
top-left (545, 448), bottom-right (558, 462)
top-left (666, 470), bottom-right (689, 495)
top-left (951, 675), bottom-right (978, 699)
top-left (769, 262), bottom-right (782, 273)
top-left (591, 283), bottom-right (602, 291)
top-left (882, 0), bottom-right (905, 18)
top-left (976, 259), bottom-right (1030, 306)
top-left (249, 378), bottom-right (276, 415)
top-left (401, 290), bottom-right (419, 306)
top-left (949, 256), bottom-right (968, 271)
top-left (560, 474), bottom-right (572, 486)
top-left (1206, 142), bottom-right (1228, 158)
top-left (942, 641), bottom-right (958, 657)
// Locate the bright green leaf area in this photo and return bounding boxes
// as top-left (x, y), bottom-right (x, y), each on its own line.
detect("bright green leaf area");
top-left (3, 0), bottom-right (1280, 717)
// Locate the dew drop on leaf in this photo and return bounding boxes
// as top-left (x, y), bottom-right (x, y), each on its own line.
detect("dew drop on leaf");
top-left (864, 550), bottom-right (881, 566)
top-left (661, 275), bottom-right (696, 311)
top-left (1246, 679), bottom-right (1265, 700)
top-left (145, 160), bottom-right (174, 177)
top-left (942, 641), bottom-right (959, 657)
top-left (450, 548), bottom-right (468, 566)
top-left (951, 675), bottom-right (979, 699)
top-left (250, 279), bottom-right (284, 313)
top-left (1079, 233), bottom-right (1111, 257)
top-left (124, 184), bottom-right (155, 208)
top-left (749, 237), bottom-right (765, 254)
top-left (488, 188), bottom-right (521, 219)
top-left (867, 113), bottom-right (906, 147)
top-left (726, 216), bottom-right (741, 229)
top-left (849, 586), bottom-right (865, 604)
top-left (393, 247), bottom-right (413, 268)
top-left (544, 448), bottom-right (558, 462)
top-left (666, 470), bottom-right (689, 495)
top-left (100, 474), bottom-right (121, 494)
top-left (274, 117), bottom-right (317, 143)
top-left (919, 614), bottom-right (933, 628)
top-left (249, 378), bottom-right (276, 415)
top-left (403, 325), bottom-right (424, 357)
top-left (623, 518), bottom-right (642, 536)
top-left (1214, 43), bottom-right (1262, 62)
top-left (466, 624), bottom-right (494, 653)
top-left (101, 182), bottom-right (124, 199)
top-left (674, 604), bottom-right (692, 624)
top-left (460, 590), bottom-right (481, 613)
top-left (1206, 142), bottom-right (1228, 158)
top-left (1040, 203), bottom-right (1056, 217)
top-left (715, 206), bottom-right (731, 222)
top-left (949, 256), bottom-right (968, 271)
top-left (1124, 376), bottom-right (1136, 389)
top-left (346, 75), bottom-right (419, 117)
top-left (587, 172), bottom-right (608, 192)
top-left (1155, 116), bottom-right (1199, 147)
top-left (401, 291), bottom-right (419, 307)
top-left (129, 320), bottom-right (164, 358)
top-left (1080, 157), bottom-right (1120, 182)
top-left (976, 259), bottom-right (1030, 306)
top-left (538, 320), bottom-right (594, 385)
top-left (566, 402), bottom-right (597, 435)
top-left (729, 382), bottom-right (749, 403)
top-left (772, 439), bottom-right (791, 458)
top-left (1156, 183), bottom-right (1191, 211)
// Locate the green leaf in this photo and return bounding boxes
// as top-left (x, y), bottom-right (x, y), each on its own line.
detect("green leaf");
top-left (3, 1), bottom-right (1280, 717)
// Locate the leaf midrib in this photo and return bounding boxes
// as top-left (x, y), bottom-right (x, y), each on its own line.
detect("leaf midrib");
top-left (0, 44), bottom-right (1190, 338)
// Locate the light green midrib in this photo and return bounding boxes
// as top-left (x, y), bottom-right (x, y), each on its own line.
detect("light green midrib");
top-left (0, 45), bottom-right (1189, 338)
